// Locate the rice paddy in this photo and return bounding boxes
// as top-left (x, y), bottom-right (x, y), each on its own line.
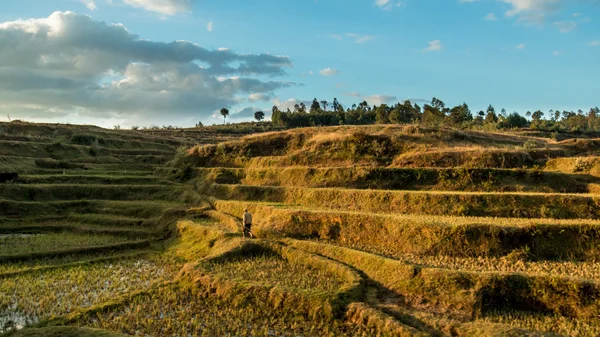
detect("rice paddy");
top-left (0, 233), bottom-right (139, 256)
top-left (78, 284), bottom-right (379, 337)
top-left (0, 255), bottom-right (182, 333)
top-left (201, 253), bottom-right (345, 293)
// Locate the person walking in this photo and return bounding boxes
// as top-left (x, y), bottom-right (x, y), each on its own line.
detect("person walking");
top-left (242, 209), bottom-right (254, 238)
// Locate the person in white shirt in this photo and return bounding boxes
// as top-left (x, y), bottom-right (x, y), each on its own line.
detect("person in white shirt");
top-left (242, 209), bottom-right (254, 238)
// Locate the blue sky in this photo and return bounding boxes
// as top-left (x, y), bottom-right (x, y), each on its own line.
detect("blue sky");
top-left (0, 0), bottom-right (598, 127)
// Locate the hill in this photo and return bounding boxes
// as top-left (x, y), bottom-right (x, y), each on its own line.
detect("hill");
top-left (3, 122), bottom-right (600, 336)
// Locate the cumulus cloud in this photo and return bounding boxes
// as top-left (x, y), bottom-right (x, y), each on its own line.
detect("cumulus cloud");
top-left (122, 0), bottom-right (193, 15)
top-left (424, 40), bottom-right (443, 52)
top-left (0, 11), bottom-right (294, 125)
top-left (320, 67), bottom-right (340, 76)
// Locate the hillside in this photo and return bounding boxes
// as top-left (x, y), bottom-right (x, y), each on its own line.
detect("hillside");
top-left (166, 124), bottom-right (600, 336)
top-left (3, 123), bottom-right (600, 336)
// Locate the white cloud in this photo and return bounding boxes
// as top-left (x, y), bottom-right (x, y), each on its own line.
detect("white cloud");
top-left (485, 13), bottom-right (498, 21)
top-left (122, 0), bottom-right (192, 15)
top-left (207, 21), bottom-right (213, 32)
top-left (0, 11), bottom-right (294, 125)
top-left (363, 95), bottom-right (397, 106)
top-left (272, 98), bottom-right (311, 112)
top-left (320, 67), bottom-right (340, 76)
top-left (498, 0), bottom-right (599, 24)
top-left (330, 33), bottom-right (375, 44)
top-left (459, 0), bottom-right (479, 3)
top-left (516, 43), bottom-right (527, 49)
top-left (248, 93), bottom-right (271, 102)
top-left (375, 0), bottom-right (403, 11)
top-left (590, 40), bottom-right (600, 47)
top-left (345, 33), bottom-right (375, 44)
top-left (553, 20), bottom-right (577, 33)
top-left (344, 92), bottom-right (361, 97)
top-left (81, 0), bottom-right (97, 10)
top-left (424, 40), bottom-right (443, 52)
top-left (344, 92), bottom-right (398, 106)
top-left (553, 50), bottom-right (562, 55)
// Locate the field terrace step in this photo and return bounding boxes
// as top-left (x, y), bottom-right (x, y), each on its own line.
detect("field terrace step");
top-left (213, 200), bottom-right (600, 260)
top-left (0, 240), bottom-right (151, 263)
top-left (0, 223), bottom-right (156, 238)
top-left (0, 200), bottom-right (181, 219)
top-left (287, 239), bottom-right (600, 321)
top-left (0, 184), bottom-right (185, 202)
top-left (67, 213), bottom-right (159, 228)
top-left (25, 169), bottom-right (154, 176)
top-left (207, 183), bottom-right (600, 219)
top-left (0, 140), bottom-right (174, 158)
top-left (19, 175), bottom-right (176, 185)
top-left (193, 166), bottom-right (594, 193)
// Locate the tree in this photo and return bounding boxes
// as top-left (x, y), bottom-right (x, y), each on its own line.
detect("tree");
top-left (220, 108), bottom-right (229, 125)
top-left (448, 103), bottom-right (472, 125)
top-left (254, 110), bottom-right (265, 122)
top-left (310, 98), bottom-right (321, 113)
top-left (320, 100), bottom-right (328, 112)
top-left (332, 98), bottom-right (340, 112)
top-left (432, 97), bottom-right (445, 111)
top-left (299, 102), bottom-right (307, 113)
top-left (500, 112), bottom-right (528, 128)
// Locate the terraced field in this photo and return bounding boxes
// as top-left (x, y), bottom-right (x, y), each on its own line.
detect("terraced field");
top-left (6, 123), bottom-right (600, 336)
top-left (0, 122), bottom-right (209, 334)
top-left (169, 125), bottom-right (600, 336)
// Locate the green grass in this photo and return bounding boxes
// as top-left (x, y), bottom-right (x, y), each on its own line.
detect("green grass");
top-left (0, 233), bottom-right (137, 256)
top-left (0, 184), bottom-right (185, 202)
top-left (0, 250), bottom-right (151, 275)
top-left (0, 254), bottom-right (182, 330)
top-left (0, 200), bottom-right (180, 219)
top-left (19, 175), bottom-right (173, 185)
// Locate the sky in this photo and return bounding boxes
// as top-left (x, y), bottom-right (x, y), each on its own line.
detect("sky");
top-left (0, 0), bottom-right (599, 128)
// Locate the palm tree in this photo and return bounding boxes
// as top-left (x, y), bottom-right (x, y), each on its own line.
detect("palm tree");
top-left (220, 108), bottom-right (229, 125)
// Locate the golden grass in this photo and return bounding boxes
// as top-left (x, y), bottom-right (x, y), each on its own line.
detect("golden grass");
top-left (208, 183), bottom-right (600, 219)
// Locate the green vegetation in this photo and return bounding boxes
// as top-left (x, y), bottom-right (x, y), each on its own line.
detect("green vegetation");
top-left (0, 233), bottom-right (138, 256)
top-left (270, 96), bottom-right (600, 135)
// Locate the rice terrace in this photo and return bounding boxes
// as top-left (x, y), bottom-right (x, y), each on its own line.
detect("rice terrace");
top-left (1, 118), bottom-right (600, 337)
